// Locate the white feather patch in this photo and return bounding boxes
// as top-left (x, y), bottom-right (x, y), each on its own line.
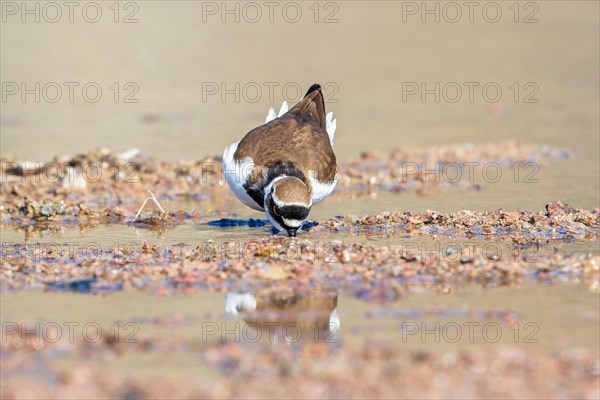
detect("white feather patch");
top-left (309, 170), bottom-right (337, 205)
top-left (282, 218), bottom-right (303, 228)
top-left (222, 141), bottom-right (262, 211)
top-left (265, 108), bottom-right (277, 123)
top-left (326, 112), bottom-right (336, 145)
top-left (278, 101), bottom-right (289, 116)
top-left (265, 101), bottom-right (289, 123)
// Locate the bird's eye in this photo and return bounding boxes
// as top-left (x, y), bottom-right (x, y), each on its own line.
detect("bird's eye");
top-left (272, 205), bottom-right (282, 217)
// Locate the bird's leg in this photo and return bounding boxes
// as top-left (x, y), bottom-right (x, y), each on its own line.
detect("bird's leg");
top-left (270, 226), bottom-right (281, 235)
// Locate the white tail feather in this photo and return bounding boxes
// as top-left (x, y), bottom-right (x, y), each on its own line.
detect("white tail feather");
top-left (326, 112), bottom-right (336, 145)
top-left (265, 107), bottom-right (277, 123)
top-left (265, 101), bottom-right (289, 123)
top-left (278, 101), bottom-right (289, 116)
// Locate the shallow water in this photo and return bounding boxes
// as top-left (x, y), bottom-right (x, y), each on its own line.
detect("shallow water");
top-left (2, 180), bottom-right (598, 254)
top-left (1, 1), bottom-right (599, 397)
top-left (2, 284), bottom-right (598, 358)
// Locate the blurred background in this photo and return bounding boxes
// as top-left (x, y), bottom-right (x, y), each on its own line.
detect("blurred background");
top-left (1, 1), bottom-right (599, 210)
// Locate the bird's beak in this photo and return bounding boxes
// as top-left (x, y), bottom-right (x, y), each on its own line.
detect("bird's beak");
top-left (286, 228), bottom-right (298, 237)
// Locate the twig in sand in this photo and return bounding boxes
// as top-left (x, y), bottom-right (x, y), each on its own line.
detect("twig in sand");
top-left (133, 189), bottom-right (166, 222)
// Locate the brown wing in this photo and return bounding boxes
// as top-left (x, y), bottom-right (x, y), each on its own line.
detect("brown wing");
top-left (234, 84), bottom-right (336, 184)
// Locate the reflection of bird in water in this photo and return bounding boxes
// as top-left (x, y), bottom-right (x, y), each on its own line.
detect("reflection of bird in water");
top-left (225, 286), bottom-right (340, 344)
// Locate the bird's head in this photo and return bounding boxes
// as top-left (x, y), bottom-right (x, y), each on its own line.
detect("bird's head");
top-left (265, 176), bottom-right (311, 237)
